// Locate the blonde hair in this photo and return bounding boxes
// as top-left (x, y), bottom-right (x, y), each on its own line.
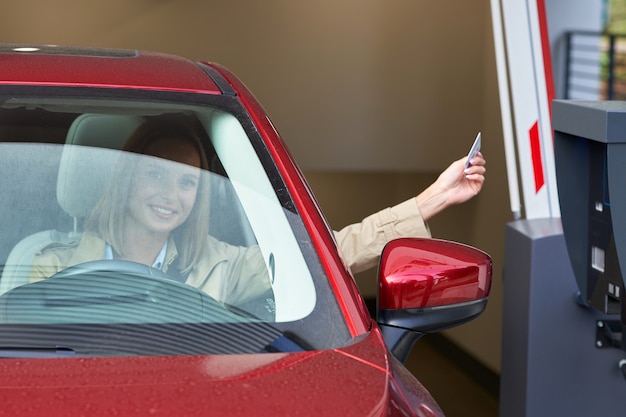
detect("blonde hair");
top-left (86, 114), bottom-right (211, 273)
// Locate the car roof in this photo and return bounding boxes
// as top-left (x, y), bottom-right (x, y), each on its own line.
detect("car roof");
top-left (0, 44), bottom-right (224, 94)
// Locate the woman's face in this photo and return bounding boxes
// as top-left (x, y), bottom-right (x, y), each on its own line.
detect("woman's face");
top-left (127, 137), bottom-right (201, 239)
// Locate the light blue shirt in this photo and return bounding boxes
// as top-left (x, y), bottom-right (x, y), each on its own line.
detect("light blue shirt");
top-left (104, 242), bottom-right (168, 270)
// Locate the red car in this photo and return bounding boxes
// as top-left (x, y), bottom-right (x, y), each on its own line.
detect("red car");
top-left (0, 44), bottom-right (492, 416)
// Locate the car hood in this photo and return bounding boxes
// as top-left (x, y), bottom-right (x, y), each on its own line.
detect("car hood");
top-left (0, 330), bottom-right (442, 417)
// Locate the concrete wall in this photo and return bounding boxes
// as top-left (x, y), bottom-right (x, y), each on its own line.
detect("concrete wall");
top-left (0, 0), bottom-right (509, 373)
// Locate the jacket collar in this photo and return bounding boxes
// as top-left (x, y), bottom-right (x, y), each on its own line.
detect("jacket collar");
top-left (69, 232), bottom-right (180, 269)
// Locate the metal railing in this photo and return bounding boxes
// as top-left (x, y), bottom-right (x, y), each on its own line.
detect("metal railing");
top-left (565, 31), bottom-right (626, 100)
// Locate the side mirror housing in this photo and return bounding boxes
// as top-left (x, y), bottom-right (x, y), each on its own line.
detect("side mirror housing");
top-left (376, 238), bottom-right (492, 363)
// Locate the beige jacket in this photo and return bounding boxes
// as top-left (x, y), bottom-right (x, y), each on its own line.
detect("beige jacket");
top-left (333, 197), bottom-right (430, 274)
top-left (31, 233), bottom-right (275, 320)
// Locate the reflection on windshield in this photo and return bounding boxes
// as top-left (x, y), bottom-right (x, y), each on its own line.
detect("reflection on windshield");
top-left (3, 142), bottom-right (275, 321)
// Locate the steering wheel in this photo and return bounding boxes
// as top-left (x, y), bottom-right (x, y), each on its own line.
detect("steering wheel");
top-left (50, 259), bottom-right (177, 282)
top-left (0, 260), bottom-right (246, 324)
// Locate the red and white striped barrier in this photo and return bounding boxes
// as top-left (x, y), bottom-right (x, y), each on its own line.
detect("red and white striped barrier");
top-left (490, 0), bottom-right (560, 219)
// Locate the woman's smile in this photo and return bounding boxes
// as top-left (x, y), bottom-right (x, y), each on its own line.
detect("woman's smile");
top-left (150, 204), bottom-right (177, 217)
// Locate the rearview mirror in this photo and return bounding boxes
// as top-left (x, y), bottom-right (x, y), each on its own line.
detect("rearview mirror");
top-left (376, 238), bottom-right (492, 363)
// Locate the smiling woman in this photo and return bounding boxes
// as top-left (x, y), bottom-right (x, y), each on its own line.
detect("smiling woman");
top-left (87, 116), bottom-right (209, 273)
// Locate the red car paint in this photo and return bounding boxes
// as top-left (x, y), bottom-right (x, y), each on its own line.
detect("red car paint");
top-left (379, 238), bottom-right (492, 310)
top-left (0, 45), bottom-right (221, 94)
top-left (0, 330), bottom-right (442, 417)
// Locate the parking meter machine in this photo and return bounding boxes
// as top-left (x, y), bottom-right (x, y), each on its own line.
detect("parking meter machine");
top-left (553, 100), bottom-right (626, 352)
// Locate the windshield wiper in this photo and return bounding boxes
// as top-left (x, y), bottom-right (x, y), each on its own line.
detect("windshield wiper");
top-left (0, 346), bottom-right (76, 358)
top-left (262, 331), bottom-right (309, 353)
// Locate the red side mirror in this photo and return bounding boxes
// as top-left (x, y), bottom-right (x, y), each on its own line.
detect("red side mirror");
top-left (376, 238), bottom-right (493, 363)
top-left (378, 238), bottom-right (492, 310)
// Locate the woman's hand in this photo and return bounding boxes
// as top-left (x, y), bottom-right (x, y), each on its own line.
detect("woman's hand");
top-left (416, 152), bottom-right (486, 221)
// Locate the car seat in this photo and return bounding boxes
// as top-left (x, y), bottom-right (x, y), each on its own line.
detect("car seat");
top-left (0, 114), bottom-right (142, 295)
top-left (0, 113), bottom-right (256, 295)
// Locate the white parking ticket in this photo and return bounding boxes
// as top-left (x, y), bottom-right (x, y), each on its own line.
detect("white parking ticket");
top-left (465, 132), bottom-right (481, 169)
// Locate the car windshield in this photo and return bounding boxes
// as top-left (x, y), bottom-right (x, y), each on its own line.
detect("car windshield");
top-left (0, 88), bottom-right (351, 357)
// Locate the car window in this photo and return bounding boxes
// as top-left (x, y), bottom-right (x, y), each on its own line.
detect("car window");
top-left (0, 90), bottom-right (351, 356)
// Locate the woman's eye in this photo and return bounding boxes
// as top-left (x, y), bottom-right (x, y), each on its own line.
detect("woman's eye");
top-left (180, 177), bottom-right (198, 189)
top-left (147, 169), bottom-right (164, 180)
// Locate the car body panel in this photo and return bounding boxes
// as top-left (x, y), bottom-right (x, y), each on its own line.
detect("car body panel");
top-left (0, 45), bottom-right (221, 94)
top-left (0, 329), bottom-right (442, 417)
